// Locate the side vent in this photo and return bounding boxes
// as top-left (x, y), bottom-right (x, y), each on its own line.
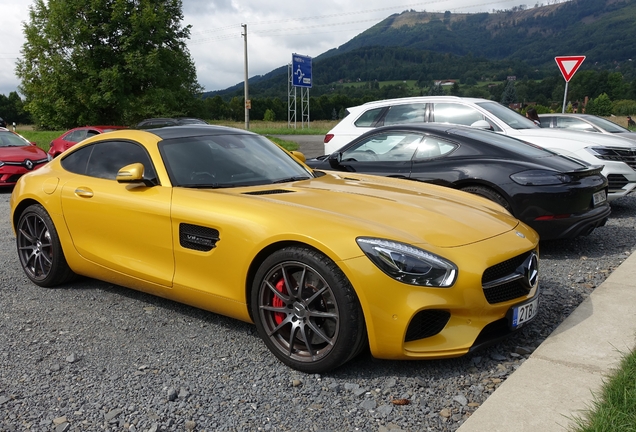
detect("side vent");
top-left (179, 223), bottom-right (220, 252)
top-left (243, 189), bottom-right (294, 196)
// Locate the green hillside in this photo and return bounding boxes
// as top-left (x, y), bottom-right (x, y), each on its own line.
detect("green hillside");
top-left (207, 0), bottom-right (636, 100)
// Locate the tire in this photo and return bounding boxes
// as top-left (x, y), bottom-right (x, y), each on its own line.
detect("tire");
top-left (461, 185), bottom-right (512, 213)
top-left (16, 204), bottom-right (76, 287)
top-left (250, 247), bottom-right (367, 373)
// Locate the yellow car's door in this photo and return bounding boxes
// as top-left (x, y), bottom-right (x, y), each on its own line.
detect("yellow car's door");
top-left (59, 140), bottom-right (174, 287)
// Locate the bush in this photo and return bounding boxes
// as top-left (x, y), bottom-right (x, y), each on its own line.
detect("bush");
top-left (586, 93), bottom-right (613, 116)
top-left (263, 109), bottom-right (276, 122)
top-left (612, 100), bottom-right (636, 116)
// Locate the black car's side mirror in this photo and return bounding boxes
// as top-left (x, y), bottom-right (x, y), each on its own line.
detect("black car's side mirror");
top-left (328, 152), bottom-right (342, 168)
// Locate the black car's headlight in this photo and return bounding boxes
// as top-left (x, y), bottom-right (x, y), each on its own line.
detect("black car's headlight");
top-left (356, 237), bottom-right (457, 287)
top-left (510, 170), bottom-right (571, 185)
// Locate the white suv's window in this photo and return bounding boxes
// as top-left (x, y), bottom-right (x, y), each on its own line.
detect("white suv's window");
top-left (384, 103), bottom-right (427, 126)
top-left (342, 132), bottom-right (423, 161)
top-left (354, 108), bottom-right (384, 127)
top-left (432, 103), bottom-right (484, 126)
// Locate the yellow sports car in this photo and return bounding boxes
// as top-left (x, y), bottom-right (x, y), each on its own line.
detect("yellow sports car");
top-left (10, 126), bottom-right (540, 373)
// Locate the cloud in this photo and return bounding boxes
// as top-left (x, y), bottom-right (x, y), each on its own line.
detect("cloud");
top-left (0, 0), bottom-right (540, 96)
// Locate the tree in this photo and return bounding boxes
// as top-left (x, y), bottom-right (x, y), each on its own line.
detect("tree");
top-left (16, 0), bottom-right (202, 129)
top-left (586, 93), bottom-right (613, 116)
top-left (500, 80), bottom-right (517, 106)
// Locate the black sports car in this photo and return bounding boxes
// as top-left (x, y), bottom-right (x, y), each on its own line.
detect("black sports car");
top-left (306, 124), bottom-right (610, 241)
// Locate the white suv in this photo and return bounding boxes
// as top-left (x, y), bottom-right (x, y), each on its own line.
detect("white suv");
top-left (323, 96), bottom-right (636, 201)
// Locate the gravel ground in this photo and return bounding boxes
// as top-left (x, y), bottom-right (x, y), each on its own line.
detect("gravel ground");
top-left (1, 188), bottom-right (635, 432)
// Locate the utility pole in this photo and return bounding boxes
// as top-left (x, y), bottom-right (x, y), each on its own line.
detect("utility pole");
top-left (242, 24), bottom-right (249, 130)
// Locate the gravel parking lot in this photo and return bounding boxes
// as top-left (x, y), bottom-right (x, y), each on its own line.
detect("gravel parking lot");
top-left (1, 188), bottom-right (635, 432)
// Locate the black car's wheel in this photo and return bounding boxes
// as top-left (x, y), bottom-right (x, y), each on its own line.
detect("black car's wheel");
top-left (16, 204), bottom-right (76, 287)
top-left (461, 185), bottom-right (512, 213)
top-left (251, 247), bottom-right (367, 373)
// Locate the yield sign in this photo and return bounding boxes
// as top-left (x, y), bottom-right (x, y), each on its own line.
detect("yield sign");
top-left (555, 56), bottom-right (586, 82)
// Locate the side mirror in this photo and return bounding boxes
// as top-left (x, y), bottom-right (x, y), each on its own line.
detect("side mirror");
top-left (290, 151), bottom-right (306, 163)
top-left (328, 152), bottom-right (342, 168)
top-left (471, 120), bottom-right (493, 130)
top-left (116, 163), bottom-right (145, 183)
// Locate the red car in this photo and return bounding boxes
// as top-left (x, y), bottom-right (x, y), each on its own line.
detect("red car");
top-left (0, 128), bottom-right (50, 187)
top-left (48, 126), bottom-right (127, 157)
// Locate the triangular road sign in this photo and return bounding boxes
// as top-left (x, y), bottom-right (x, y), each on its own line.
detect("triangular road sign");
top-left (555, 56), bottom-right (586, 82)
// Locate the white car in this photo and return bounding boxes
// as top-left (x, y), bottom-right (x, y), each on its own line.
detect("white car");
top-left (324, 96), bottom-right (636, 201)
top-left (538, 113), bottom-right (636, 142)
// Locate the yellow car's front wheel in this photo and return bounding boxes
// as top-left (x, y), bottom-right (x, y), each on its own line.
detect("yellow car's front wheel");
top-left (251, 247), bottom-right (367, 373)
top-left (16, 204), bottom-right (76, 287)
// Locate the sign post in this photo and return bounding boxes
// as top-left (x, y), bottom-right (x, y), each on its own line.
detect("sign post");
top-left (555, 56), bottom-right (586, 113)
top-left (289, 54), bottom-right (312, 129)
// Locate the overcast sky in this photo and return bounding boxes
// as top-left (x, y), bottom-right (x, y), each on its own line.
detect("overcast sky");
top-left (0, 0), bottom-right (561, 96)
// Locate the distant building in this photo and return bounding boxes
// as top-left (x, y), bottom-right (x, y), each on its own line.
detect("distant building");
top-left (507, 76), bottom-right (517, 81)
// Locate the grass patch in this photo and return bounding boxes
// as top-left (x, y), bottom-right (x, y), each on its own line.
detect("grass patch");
top-left (208, 120), bottom-right (337, 135)
top-left (571, 348), bottom-right (636, 432)
top-left (18, 130), bottom-right (62, 152)
top-left (267, 136), bottom-right (299, 151)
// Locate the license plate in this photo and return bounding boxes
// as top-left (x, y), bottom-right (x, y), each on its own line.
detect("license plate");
top-left (510, 296), bottom-right (539, 329)
top-left (593, 190), bottom-right (607, 206)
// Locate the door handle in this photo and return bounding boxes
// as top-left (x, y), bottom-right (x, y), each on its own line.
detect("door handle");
top-left (75, 187), bottom-right (94, 198)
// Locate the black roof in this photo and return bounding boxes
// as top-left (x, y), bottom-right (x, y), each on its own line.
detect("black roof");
top-left (144, 124), bottom-right (258, 140)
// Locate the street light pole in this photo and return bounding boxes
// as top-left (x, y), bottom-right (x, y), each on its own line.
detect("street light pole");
top-left (242, 24), bottom-right (249, 130)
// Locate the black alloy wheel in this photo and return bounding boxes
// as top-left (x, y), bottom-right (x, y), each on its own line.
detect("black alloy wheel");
top-left (251, 247), bottom-right (367, 373)
top-left (16, 204), bottom-right (76, 287)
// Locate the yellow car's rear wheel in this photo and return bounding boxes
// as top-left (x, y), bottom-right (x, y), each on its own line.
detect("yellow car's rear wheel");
top-left (16, 204), bottom-right (76, 287)
top-left (251, 247), bottom-right (366, 373)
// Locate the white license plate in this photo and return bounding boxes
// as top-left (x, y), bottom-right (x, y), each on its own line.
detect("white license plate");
top-left (593, 190), bottom-right (607, 206)
top-left (511, 296), bottom-right (539, 329)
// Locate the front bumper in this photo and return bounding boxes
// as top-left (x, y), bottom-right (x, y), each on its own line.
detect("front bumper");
top-left (338, 223), bottom-right (540, 360)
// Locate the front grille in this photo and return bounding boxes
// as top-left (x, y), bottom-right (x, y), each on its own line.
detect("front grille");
top-left (482, 251), bottom-right (535, 304)
top-left (597, 149), bottom-right (636, 170)
top-left (607, 174), bottom-right (629, 192)
top-left (404, 310), bottom-right (450, 342)
top-left (243, 189), bottom-right (294, 196)
top-left (482, 252), bottom-right (531, 285)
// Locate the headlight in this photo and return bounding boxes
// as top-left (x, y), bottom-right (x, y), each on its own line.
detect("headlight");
top-left (356, 237), bottom-right (457, 287)
top-left (510, 170), bottom-right (571, 185)
top-left (0, 161), bottom-right (4, 167)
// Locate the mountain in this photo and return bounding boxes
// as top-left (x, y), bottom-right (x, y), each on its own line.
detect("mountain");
top-left (207, 0), bottom-right (636, 99)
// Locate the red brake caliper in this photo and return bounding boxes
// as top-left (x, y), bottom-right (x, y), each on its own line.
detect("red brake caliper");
top-left (273, 278), bottom-right (287, 325)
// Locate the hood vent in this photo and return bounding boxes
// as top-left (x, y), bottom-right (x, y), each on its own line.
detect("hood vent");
top-left (243, 189), bottom-right (294, 196)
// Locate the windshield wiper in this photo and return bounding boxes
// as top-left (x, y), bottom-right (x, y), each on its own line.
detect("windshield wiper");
top-left (272, 176), bottom-right (311, 184)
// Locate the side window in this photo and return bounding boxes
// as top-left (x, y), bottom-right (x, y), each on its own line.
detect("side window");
top-left (86, 129), bottom-right (101, 138)
top-left (383, 103), bottom-right (427, 126)
top-left (65, 130), bottom-right (87, 143)
top-left (342, 132), bottom-right (422, 162)
top-left (354, 108), bottom-right (384, 127)
top-left (432, 103), bottom-right (484, 127)
top-left (539, 117), bottom-right (553, 128)
top-left (61, 141), bottom-right (157, 181)
top-left (556, 117), bottom-right (597, 132)
top-left (414, 136), bottom-right (458, 159)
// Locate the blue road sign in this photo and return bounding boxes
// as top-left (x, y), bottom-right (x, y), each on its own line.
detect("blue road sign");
top-left (292, 53), bottom-right (312, 88)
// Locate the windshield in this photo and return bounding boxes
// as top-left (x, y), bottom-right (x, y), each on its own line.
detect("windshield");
top-left (583, 116), bottom-right (630, 133)
top-left (0, 132), bottom-right (30, 147)
top-left (476, 101), bottom-right (539, 130)
top-left (159, 133), bottom-right (313, 188)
